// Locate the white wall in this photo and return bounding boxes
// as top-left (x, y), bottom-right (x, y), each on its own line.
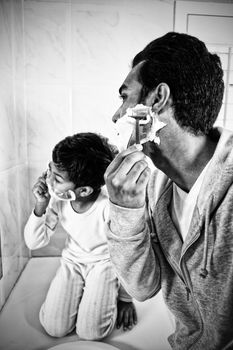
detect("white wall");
top-left (175, 0), bottom-right (233, 129)
top-left (0, 0), bottom-right (174, 309)
top-left (0, 0), bottom-right (30, 310)
top-left (24, 0), bottom-right (174, 256)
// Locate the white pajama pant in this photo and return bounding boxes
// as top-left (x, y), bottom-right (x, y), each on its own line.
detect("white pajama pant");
top-left (39, 258), bottom-right (119, 340)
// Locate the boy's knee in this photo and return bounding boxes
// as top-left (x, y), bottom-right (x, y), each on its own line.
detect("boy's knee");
top-left (76, 327), bottom-right (108, 341)
top-left (42, 323), bottom-right (68, 338)
top-left (76, 320), bottom-right (114, 340)
top-left (39, 307), bottom-right (71, 338)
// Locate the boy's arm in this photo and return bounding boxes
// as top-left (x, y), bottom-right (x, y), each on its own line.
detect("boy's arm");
top-left (24, 172), bottom-right (59, 250)
top-left (24, 202), bottom-right (59, 250)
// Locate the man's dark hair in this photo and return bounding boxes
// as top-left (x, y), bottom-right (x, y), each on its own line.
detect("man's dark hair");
top-left (133, 32), bottom-right (224, 135)
top-left (52, 132), bottom-right (114, 191)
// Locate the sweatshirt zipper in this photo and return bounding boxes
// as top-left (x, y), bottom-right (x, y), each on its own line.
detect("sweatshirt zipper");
top-left (159, 245), bottom-right (188, 294)
top-left (178, 217), bottom-right (206, 348)
top-left (160, 243), bottom-right (204, 349)
top-left (180, 256), bottom-right (204, 349)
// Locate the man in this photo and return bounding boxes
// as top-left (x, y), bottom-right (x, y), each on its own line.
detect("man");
top-left (105, 32), bottom-right (233, 349)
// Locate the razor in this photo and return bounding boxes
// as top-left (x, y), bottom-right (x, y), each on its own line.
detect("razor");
top-left (127, 105), bottom-right (151, 145)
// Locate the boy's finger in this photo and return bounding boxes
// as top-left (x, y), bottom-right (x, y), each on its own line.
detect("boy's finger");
top-left (127, 310), bottom-right (133, 330)
top-left (42, 171), bottom-right (47, 178)
top-left (33, 183), bottom-right (47, 196)
top-left (123, 310), bottom-right (129, 331)
top-left (133, 307), bottom-right (137, 324)
top-left (39, 176), bottom-right (47, 184)
top-left (116, 310), bottom-right (123, 329)
top-left (38, 183), bottom-right (47, 192)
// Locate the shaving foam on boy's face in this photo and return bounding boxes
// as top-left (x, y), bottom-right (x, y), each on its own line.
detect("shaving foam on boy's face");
top-left (46, 181), bottom-right (76, 201)
top-left (46, 167), bottom-right (76, 202)
top-left (114, 104), bottom-right (167, 152)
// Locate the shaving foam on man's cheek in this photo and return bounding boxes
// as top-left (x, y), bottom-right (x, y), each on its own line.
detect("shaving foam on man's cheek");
top-left (114, 113), bottom-right (136, 152)
top-left (145, 113), bottom-right (167, 145)
top-left (114, 104), bottom-right (167, 151)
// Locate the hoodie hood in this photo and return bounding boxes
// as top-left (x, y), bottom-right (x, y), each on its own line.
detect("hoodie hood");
top-left (197, 127), bottom-right (233, 215)
top-left (194, 127), bottom-right (233, 278)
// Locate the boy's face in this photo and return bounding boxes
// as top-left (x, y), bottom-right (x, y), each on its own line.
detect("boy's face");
top-left (47, 161), bottom-right (75, 193)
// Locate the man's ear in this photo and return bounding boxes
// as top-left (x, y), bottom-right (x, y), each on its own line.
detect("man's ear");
top-left (146, 83), bottom-right (171, 113)
top-left (76, 186), bottom-right (93, 197)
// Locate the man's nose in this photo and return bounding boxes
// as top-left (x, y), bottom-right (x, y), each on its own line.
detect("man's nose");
top-left (112, 106), bottom-right (123, 123)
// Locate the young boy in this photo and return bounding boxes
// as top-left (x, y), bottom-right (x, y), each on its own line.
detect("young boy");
top-left (24, 132), bottom-right (137, 340)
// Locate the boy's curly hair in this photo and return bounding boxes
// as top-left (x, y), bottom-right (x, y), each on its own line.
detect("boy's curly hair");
top-left (52, 132), bottom-right (115, 191)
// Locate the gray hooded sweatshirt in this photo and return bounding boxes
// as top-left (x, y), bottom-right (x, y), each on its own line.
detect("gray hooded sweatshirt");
top-left (107, 128), bottom-right (233, 349)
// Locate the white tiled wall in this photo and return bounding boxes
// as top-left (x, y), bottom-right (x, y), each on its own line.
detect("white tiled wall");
top-left (24, 0), bottom-right (174, 256)
top-left (174, 0), bottom-right (233, 129)
top-left (0, 0), bottom-right (29, 310)
top-left (0, 0), bottom-right (173, 309)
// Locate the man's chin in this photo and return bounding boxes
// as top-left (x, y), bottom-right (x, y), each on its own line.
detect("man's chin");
top-left (142, 140), bottom-right (158, 154)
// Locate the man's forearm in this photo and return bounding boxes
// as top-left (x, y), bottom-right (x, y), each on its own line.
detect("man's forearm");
top-left (107, 202), bottom-right (161, 301)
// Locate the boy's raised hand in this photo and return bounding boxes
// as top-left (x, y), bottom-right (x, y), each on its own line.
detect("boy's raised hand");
top-left (32, 172), bottom-right (50, 217)
top-left (116, 300), bottom-right (137, 331)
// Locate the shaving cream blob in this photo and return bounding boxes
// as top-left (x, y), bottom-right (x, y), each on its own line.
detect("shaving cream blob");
top-left (114, 104), bottom-right (167, 151)
top-left (46, 177), bottom-right (76, 202)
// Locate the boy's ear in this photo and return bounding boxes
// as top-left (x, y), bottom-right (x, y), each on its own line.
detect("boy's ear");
top-left (76, 186), bottom-right (93, 197)
top-left (145, 82), bottom-right (171, 113)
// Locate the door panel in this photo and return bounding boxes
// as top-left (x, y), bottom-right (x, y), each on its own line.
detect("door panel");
top-left (175, 1), bottom-right (233, 129)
